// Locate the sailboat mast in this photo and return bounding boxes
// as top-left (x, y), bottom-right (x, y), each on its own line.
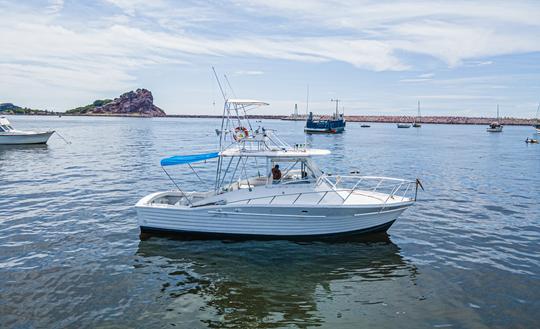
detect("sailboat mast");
top-left (497, 104), bottom-right (500, 121)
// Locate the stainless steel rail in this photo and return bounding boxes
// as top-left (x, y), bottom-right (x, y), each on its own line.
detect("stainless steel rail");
top-left (228, 176), bottom-right (416, 206)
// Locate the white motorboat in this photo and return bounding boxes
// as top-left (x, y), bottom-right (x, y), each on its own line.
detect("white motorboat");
top-left (136, 95), bottom-right (422, 239)
top-left (0, 117), bottom-right (55, 145)
top-left (486, 105), bottom-right (503, 132)
top-left (397, 123), bottom-right (411, 128)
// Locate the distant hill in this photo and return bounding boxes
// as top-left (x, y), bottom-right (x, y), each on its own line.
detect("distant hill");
top-left (65, 99), bottom-right (113, 115)
top-left (66, 89), bottom-right (166, 117)
top-left (0, 103), bottom-right (55, 115)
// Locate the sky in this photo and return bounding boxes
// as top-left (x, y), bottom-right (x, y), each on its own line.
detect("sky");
top-left (1, 0), bottom-right (539, 117)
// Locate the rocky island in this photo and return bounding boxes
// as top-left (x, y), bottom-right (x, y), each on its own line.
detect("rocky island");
top-left (66, 89), bottom-right (166, 117)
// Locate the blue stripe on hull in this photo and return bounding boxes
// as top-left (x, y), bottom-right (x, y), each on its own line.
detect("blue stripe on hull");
top-left (139, 220), bottom-right (396, 241)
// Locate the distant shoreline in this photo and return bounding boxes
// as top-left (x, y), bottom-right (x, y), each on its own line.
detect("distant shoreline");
top-left (2, 113), bottom-right (537, 126)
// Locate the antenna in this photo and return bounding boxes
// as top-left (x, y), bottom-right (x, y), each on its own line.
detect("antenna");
top-left (306, 84), bottom-right (310, 114)
top-left (331, 98), bottom-right (340, 118)
top-left (211, 67), bottom-right (227, 101)
top-left (305, 84), bottom-right (309, 147)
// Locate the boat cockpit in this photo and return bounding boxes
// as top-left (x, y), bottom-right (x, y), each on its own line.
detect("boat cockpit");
top-left (222, 157), bottom-right (323, 192)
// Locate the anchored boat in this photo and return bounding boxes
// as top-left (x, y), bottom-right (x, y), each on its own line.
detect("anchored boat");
top-left (397, 122), bottom-right (411, 128)
top-left (136, 97), bottom-right (421, 239)
top-left (486, 105), bottom-right (503, 132)
top-left (0, 117), bottom-right (55, 145)
top-left (304, 99), bottom-right (346, 134)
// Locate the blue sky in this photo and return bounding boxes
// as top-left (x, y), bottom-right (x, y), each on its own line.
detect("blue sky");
top-left (1, 0), bottom-right (539, 117)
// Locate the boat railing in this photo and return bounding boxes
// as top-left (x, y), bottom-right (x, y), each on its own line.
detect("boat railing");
top-left (227, 176), bottom-right (417, 206)
top-left (320, 175), bottom-right (417, 205)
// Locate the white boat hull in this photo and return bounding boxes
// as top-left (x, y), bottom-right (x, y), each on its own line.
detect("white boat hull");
top-left (397, 124), bottom-right (411, 128)
top-left (136, 192), bottom-right (411, 238)
top-left (486, 127), bottom-right (503, 132)
top-left (0, 131), bottom-right (54, 144)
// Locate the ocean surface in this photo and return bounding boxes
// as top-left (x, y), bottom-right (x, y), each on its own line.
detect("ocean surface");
top-left (1, 115), bottom-right (539, 328)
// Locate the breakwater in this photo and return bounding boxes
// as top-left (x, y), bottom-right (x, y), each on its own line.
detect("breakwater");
top-left (168, 114), bottom-right (537, 126)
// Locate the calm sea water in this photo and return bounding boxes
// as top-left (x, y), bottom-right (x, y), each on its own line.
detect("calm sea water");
top-left (1, 115), bottom-right (539, 328)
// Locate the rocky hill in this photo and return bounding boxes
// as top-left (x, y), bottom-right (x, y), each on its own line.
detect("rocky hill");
top-left (66, 89), bottom-right (166, 117)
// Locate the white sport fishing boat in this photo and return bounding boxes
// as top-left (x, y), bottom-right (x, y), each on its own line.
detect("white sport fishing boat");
top-left (0, 117), bottom-right (55, 145)
top-left (136, 95), bottom-right (422, 239)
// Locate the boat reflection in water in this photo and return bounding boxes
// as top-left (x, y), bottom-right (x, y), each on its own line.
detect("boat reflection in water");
top-left (134, 234), bottom-right (418, 327)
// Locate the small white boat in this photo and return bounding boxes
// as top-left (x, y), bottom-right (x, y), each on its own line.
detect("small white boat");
top-left (486, 122), bottom-right (503, 132)
top-left (397, 123), bottom-right (411, 128)
top-left (0, 117), bottom-right (55, 145)
top-left (136, 94), bottom-right (422, 239)
top-left (486, 105), bottom-right (503, 132)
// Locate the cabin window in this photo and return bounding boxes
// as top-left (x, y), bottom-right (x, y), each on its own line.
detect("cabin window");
top-left (0, 125), bottom-right (6, 132)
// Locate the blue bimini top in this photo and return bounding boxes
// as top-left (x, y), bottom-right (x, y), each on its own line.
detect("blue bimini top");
top-left (160, 152), bottom-right (219, 166)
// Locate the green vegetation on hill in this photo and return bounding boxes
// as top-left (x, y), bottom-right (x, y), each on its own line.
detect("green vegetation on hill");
top-left (65, 99), bottom-right (113, 114)
top-left (0, 103), bottom-right (53, 115)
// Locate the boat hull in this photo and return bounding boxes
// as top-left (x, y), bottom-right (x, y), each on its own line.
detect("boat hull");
top-left (304, 127), bottom-right (345, 134)
top-left (0, 131), bottom-right (54, 144)
top-left (136, 202), bottom-right (409, 239)
top-left (486, 127), bottom-right (503, 132)
top-left (140, 220), bottom-right (395, 240)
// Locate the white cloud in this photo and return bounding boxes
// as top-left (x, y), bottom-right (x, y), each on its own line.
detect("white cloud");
top-left (234, 70), bottom-right (264, 75)
top-left (1, 1), bottom-right (539, 113)
top-left (235, 0), bottom-right (540, 66)
top-left (46, 0), bottom-right (64, 14)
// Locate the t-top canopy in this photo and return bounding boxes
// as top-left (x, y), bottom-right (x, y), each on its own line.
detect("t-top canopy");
top-left (220, 148), bottom-right (330, 157)
top-left (226, 99), bottom-right (269, 106)
top-left (161, 152), bottom-right (219, 166)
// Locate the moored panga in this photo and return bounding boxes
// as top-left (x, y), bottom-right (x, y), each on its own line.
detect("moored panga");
top-left (136, 97), bottom-right (421, 239)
